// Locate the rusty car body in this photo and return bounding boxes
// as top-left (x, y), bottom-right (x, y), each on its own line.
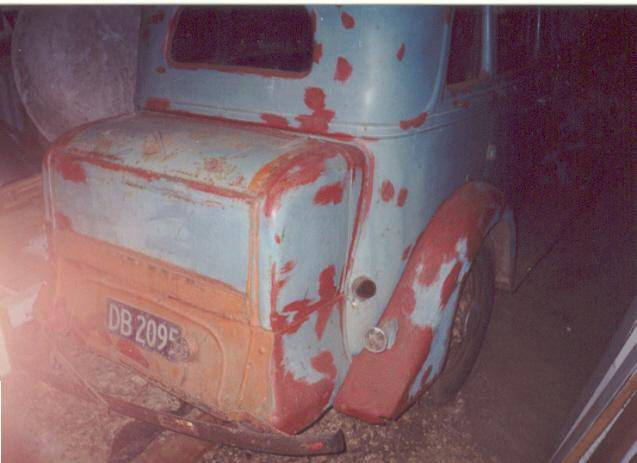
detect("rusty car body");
top-left (38, 5), bottom-right (549, 448)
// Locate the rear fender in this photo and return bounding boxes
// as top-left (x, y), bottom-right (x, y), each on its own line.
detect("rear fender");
top-left (334, 182), bottom-right (515, 422)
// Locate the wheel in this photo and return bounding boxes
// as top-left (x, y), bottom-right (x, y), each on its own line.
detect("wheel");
top-left (427, 247), bottom-right (495, 405)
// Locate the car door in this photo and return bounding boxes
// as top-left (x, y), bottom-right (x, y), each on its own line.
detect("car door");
top-left (434, 6), bottom-right (497, 187)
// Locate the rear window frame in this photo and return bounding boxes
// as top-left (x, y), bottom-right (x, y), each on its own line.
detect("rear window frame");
top-left (163, 6), bottom-right (316, 79)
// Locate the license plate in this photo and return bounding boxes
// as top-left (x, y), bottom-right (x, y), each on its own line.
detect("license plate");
top-left (106, 298), bottom-right (186, 361)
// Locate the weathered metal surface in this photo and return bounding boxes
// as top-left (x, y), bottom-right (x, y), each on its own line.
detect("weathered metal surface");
top-left (108, 402), bottom-right (193, 462)
top-left (12, 6), bottom-right (139, 141)
top-left (30, 368), bottom-right (346, 456)
top-left (335, 183), bottom-right (511, 422)
top-left (137, 6), bottom-right (447, 138)
top-left (38, 5), bottom-right (541, 440)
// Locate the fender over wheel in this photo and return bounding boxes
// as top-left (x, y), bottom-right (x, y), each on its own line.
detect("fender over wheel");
top-left (428, 247), bottom-right (495, 405)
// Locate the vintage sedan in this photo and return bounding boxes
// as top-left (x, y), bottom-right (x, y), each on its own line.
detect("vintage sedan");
top-left (38, 5), bottom-right (547, 455)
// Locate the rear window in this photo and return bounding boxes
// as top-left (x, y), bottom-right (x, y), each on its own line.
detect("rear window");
top-left (169, 6), bottom-right (314, 74)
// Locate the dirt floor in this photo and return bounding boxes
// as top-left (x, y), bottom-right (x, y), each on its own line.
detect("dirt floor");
top-left (2, 34), bottom-right (636, 463)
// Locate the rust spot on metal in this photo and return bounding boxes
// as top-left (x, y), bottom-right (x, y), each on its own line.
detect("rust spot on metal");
top-left (341, 12), bottom-right (355, 29)
top-left (295, 88), bottom-right (335, 134)
top-left (260, 113), bottom-right (290, 129)
top-left (396, 43), bottom-right (405, 61)
top-left (380, 180), bottom-right (395, 202)
top-left (314, 181), bottom-right (344, 205)
top-left (56, 155), bottom-right (87, 183)
top-left (399, 112), bottom-right (428, 130)
top-left (145, 97), bottom-right (171, 112)
top-left (274, 234), bottom-right (282, 244)
top-left (155, 65), bottom-right (166, 74)
top-left (397, 187), bottom-right (408, 207)
top-left (333, 57), bottom-right (352, 83)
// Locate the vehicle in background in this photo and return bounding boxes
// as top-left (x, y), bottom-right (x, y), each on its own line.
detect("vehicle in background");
top-left (551, 297), bottom-right (637, 463)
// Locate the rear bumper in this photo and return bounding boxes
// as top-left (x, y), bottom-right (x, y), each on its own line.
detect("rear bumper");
top-left (29, 365), bottom-right (346, 456)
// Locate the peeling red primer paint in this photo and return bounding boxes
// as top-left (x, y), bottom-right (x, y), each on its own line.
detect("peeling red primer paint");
top-left (56, 155), bottom-right (87, 183)
top-left (334, 57), bottom-right (352, 83)
top-left (117, 339), bottom-right (149, 368)
top-left (312, 42), bottom-right (323, 64)
top-left (281, 260), bottom-right (296, 274)
top-left (400, 112), bottom-right (428, 130)
top-left (261, 146), bottom-right (334, 218)
top-left (57, 150), bottom-right (250, 201)
top-left (295, 87), bottom-right (336, 134)
top-left (397, 187), bottom-right (408, 207)
top-left (396, 43), bottom-right (406, 61)
top-left (145, 97), bottom-right (171, 112)
top-left (260, 113), bottom-right (289, 129)
top-left (270, 266), bottom-right (341, 433)
top-left (335, 322), bottom-right (433, 423)
top-left (272, 342), bottom-right (338, 433)
top-left (380, 180), bottom-right (395, 202)
top-left (402, 244), bottom-right (412, 261)
top-left (270, 263), bottom-right (290, 313)
top-left (314, 181), bottom-right (344, 205)
top-left (155, 65), bottom-right (166, 74)
top-left (274, 234), bottom-right (282, 244)
top-left (341, 12), bottom-right (355, 29)
top-left (271, 265), bottom-right (338, 338)
top-left (335, 183), bottom-right (508, 422)
top-left (328, 132), bottom-right (355, 142)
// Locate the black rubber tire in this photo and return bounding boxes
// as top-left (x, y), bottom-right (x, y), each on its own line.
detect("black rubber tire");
top-left (427, 247), bottom-right (495, 405)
